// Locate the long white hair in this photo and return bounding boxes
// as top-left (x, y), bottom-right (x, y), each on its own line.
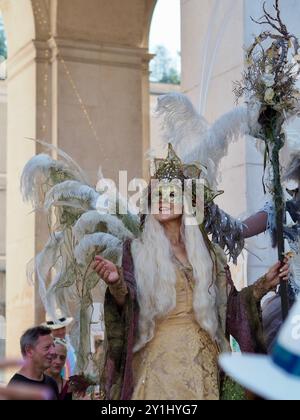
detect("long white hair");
top-left (131, 214), bottom-right (218, 352)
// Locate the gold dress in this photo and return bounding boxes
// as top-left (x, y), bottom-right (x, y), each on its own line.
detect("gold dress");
top-left (132, 260), bottom-right (220, 400)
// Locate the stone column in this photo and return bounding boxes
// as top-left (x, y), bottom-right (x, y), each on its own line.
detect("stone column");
top-left (50, 38), bottom-right (152, 184)
top-left (2, 0), bottom-right (156, 360)
top-left (4, 40), bottom-right (50, 358)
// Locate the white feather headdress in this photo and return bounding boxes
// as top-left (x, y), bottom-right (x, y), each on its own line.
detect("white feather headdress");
top-left (156, 92), bottom-right (260, 187)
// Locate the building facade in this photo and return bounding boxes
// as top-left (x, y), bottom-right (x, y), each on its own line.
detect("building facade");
top-left (0, 0), bottom-right (299, 362)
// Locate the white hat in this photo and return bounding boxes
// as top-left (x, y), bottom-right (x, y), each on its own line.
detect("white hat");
top-left (42, 309), bottom-right (73, 330)
top-left (219, 298), bottom-right (300, 400)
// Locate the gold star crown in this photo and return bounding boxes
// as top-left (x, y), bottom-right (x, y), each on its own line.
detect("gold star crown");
top-left (152, 144), bottom-right (224, 203)
top-left (153, 144), bottom-right (202, 182)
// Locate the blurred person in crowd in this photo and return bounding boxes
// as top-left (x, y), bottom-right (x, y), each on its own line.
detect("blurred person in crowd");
top-left (46, 338), bottom-right (72, 400)
top-left (8, 326), bottom-right (58, 400)
top-left (0, 359), bottom-right (46, 400)
top-left (42, 311), bottom-right (76, 379)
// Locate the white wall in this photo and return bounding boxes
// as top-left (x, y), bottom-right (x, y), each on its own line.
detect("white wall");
top-left (180, 0), bottom-right (299, 285)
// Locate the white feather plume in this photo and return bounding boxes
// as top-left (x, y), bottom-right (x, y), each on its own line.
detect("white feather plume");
top-left (156, 92), bottom-right (209, 158)
top-left (26, 137), bottom-right (91, 186)
top-left (20, 154), bottom-right (78, 209)
top-left (44, 181), bottom-right (99, 211)
top-left (45, 229), bottom-right (80, 320)
top-left (74, 233), bottom-right (122, 266)
top-left (156, 93), bottom-right (261, 187)
top-left (184, 107), bottom-right (251, 186)
top-left (73, 211), bottom-right (134, 243)
top-left (31, 232), bottom-right (64, 312)
top-left (44, 257), bottom-right (64, 320)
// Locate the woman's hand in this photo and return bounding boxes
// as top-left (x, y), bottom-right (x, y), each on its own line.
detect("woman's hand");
top-left (265, 257), bottom-right (290, 290)
top-left (92, 256), bottom-right (120, 285)
top-left (254, 257), bottom-right (290, 301)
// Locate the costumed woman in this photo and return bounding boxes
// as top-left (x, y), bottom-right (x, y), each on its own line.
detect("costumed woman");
top-left (20, 92), bottom-right (294, 400)
top-left (93, 144), bottom-right (289, 400)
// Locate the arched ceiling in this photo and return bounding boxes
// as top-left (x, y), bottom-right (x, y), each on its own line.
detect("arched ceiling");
top-left (0, 0), bottom-right (157, 58)
top-left (54, 0), bottom-right (157, 48)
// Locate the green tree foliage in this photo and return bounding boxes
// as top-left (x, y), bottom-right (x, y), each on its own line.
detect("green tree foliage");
top-left (0, 18), bottom-right (7, 60)
top-left (150, 45), bottom-right (180, 85)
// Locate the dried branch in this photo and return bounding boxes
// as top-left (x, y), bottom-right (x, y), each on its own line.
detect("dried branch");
top-left (274, 0), bottom-right (288, 34)
top-left (251, 16), bottom-right (281, 33)
top-left (263, 1), bottom-right (278, 23)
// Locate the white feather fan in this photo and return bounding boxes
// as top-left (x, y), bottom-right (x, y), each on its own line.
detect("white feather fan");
top-left (156, 93), bottom-right (260, 187)
top-left (44, 181), bottom-right (99, 211)
top-left (74, 232), bottom-right (122, 266)
top-left (73, 211), bottom-right (134, 243)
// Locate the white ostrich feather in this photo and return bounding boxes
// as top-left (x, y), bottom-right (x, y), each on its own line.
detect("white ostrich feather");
top-left (156, 93), bottom-right (260, 187)
top-left (45, 229), bottom-right (80, 320)
top-left (73, 211), bottom-right (134, 243)
top-left (44, 257), bottom-right (64, 320)
top-left (46, 261), bottom-right (78, 321)
top-left (26, 137), bottom-right (90, 186)
top-left (44, 181), bottom-right (99, 211)
top-left (74, 233), bottom-right (122, 266)
top-left (20, 154), bottom-right (77, 209)
top-left (117, 212), bottom-right (140, 237)
top-left (31, 232), bottom-right (64, 312)
top-left (184, 106), bottom-right (251, 186)
top-left (95, 176), bottom-right (140, 236)
top-left (156, 92), bottom-right (208, 159)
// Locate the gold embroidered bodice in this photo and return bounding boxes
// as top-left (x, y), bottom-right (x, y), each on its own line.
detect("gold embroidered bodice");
top-left (132, 260), bottom-right (220, 400)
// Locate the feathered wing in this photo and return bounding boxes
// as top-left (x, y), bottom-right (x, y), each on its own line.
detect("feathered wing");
top-left (21, 147), bottom-right (140, 374)
top-left (185, 107), bottom-right (253, 186)
top-left (156, 93), bottom-right (260, 187)
top-left (156, 92), bottom-right (209, 158)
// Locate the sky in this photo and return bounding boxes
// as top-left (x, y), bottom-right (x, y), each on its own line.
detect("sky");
top-left (149, 0), bottom-right (181, 56)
